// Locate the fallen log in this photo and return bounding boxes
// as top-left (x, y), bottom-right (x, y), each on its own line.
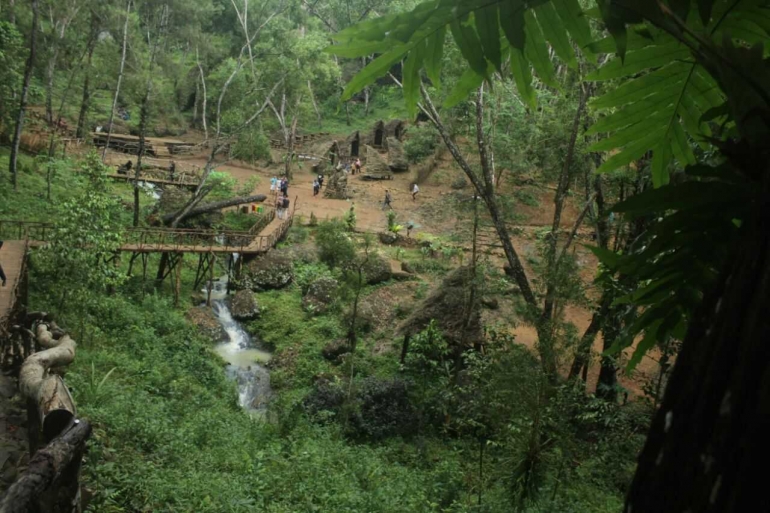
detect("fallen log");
top-left (19, 324), bottom-right (77, 442)
top-left (161, 194), bottom-right (267, 225)
top-left (0, 420), bottom-right (92, 513)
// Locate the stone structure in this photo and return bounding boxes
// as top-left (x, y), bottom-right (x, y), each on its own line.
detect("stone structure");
top-left (324, 169), bottom-right (349, 199)
top-left (386, 137), bottom-right (409, 172)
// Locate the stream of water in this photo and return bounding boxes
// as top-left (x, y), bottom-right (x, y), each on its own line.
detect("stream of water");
top-left (206, 278), bottom-right (273, 412)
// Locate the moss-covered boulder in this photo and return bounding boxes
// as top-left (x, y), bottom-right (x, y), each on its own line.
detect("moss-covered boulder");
top-left (186, 307), bottom-right (226, 342)
top-left (302, 277), bottom-right (339, 315)
top-left (238, 251), bottom-right (294, 291)
top-left (397, 266), bottom-right (482, 350)
top-left (361, 252), bottom-right (392, 285)
top-left (228, 290), bottom-right (260, 321)
top-left (321, 340), bottom-right (351, 362)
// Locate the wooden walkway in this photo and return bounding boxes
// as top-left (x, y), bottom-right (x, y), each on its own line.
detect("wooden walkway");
top-left (0, 241), bottom-right (26, 337)
top-left (107, 174), bottom-right (200, 189)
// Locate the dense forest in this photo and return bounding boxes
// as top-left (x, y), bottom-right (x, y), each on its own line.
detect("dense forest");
top-left (0, 0), bottom-right (768, 511)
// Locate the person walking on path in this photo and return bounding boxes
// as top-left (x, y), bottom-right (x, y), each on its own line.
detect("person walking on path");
top-left (270, 176), bottom-right (278, 195)
top-left (354, 158), bottom-right (362, 175)
top-left (383, 189), bottom-right (393, 210)
top-left (0, 241), bottom-right (7, 287)
top-left (276, 194), bottom-right (285, 220)
top-left (281, 178), bottom-right (289, 196)
top-left (313, 179), bottom-right (320, 197)
top-left (318, 174), bottom-right (324, 189)
top-left (411, 183), bottom-right (420, 201)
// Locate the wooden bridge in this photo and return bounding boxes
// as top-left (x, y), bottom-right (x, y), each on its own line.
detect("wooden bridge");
top-left (0, 207), bottom-right (292, 256)
top-left (0, 241), bottom-right (28, 346)
top-left (92, 132), bottom-right (195, 156)
top-left (0, 203), bottom-right (295, 296)
top-left (106, 173), bottom-right (201, 189)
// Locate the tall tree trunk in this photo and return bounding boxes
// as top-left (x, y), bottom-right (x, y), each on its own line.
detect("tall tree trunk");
top-left (45, 46), bottom-right (59, 124)
top-left (536, 85), bottom-right (589, 377)
top-left (196, 47), bottom-right (208, 140)
top-left (9, 0), bottom-right (16, 25)
top-left (102, 0), bottom-right (131, 162)
top-left (134, 89), bottom-right (151, 227)
top-left (9, 0), bottom-right (39, 191)
top-left (308, 80), bottom-right (321, 125)
top-left (133, 5), bottom-right (165, 227)
top-left (284, 115), bottom-right (298, 179)
top-left (625, 192), bottom-right (770, 512)
top-left (362, 57), bottom-right (370, 116)
top-left (420, 83), bottom-right (536, 307)
top-left (76, 14), bottom-right (98, 139)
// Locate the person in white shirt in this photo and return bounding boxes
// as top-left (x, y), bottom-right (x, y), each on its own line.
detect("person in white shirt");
top-left (411, 183), bottom-right (420, 201)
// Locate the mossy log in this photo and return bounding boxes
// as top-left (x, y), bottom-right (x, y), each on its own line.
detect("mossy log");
top-left (161, 194), bottom-right (267, 225)
top-left (19, 324), bottom-right (77, 442)
top-left (0, 420), bottom-right (92, 513)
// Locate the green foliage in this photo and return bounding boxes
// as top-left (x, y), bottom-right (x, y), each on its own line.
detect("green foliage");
top-left (0, 21), bottom-right (24, 129)
top-left (33, 153), bottom-right (125, 316)
top-left (404, 124), bottom-right (440, 163)
top-left (592, 164), bottom-right (754, 370)
top-left (315, 218), bottom-right (356, 268)
top-left (294, 261), bottom-right (335, 295)
top-left (231, 126), bottom-right (272, 164)
top-left (344, 205), bottom-right (357, 231)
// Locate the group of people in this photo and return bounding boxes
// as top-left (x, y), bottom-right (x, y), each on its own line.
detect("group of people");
top-left (382, 183), bottom-right (419, 210)
top-left (271, 176), bottom-right (291, 219)
top-left (313, 174), bottom-right (325, 196)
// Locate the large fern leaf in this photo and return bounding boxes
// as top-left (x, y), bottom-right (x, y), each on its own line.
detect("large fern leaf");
top-left (328, 0), bottom-right (581, 111)
top-left (587, 1), bottom-right (770, 185)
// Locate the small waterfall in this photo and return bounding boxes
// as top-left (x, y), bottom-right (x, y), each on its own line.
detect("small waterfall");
top-left (205, 276), bottom-right (272, 413)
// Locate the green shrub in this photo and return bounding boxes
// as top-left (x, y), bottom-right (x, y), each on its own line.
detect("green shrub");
top-left (404, 124), bottom-right (439, 163)
top-left (232, 127), bottom-right (272, 164)
top-left (294, 261), bottom-right (335, 294)
top-left (315, 219), bottom-right (356, 268)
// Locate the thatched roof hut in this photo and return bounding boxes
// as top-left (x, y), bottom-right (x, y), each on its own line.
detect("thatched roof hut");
top-left (397, 267), bottom-right (482, 349)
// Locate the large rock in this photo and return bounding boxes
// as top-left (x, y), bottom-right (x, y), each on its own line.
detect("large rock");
top-left (379, 231), bottom-right (398, 245)
top-left (228, 290), bottom-right (260, 321)
top-left (238, 251), bottom-right (294, 291)
top-left (387, 137), bottom-right (409, 172)
top-left (363, 145), bottom-right (392, 180)
top-left (397, 266), bottom-right (483, 350)
top-left (302, 277), bottom-right (339, 315)
top-left (324, 169), bottom-right (349, 199)
top-left (321, 340), bottom-right (351, 362)
top-left (361, 252), bottom-right (392, 285)
top-left (186, 307), bottom-right (226, 342)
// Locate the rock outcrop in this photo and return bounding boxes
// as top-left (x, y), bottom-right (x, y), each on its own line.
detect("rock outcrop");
top-left (387, 137), bottom-right (409, 172)
top-left (186, 307), bottom-right (226, 342)
top-left (324, 170), bottom-right (349, 199)
top-left (302, 277), bottom-right (339, 315)
top-left (228, 290), bottom-right (260, 321)
top-left (360, 252), bottom-right (392, 285)
top-left (237, 251), bottom-right (294, 291)
top-left (362, 145), bottom-right (392, 180)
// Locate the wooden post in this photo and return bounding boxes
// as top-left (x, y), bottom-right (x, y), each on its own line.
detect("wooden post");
top-left (206, 253), bottom-right (216, 307)
top-left (174, 254), bottom-right (183, 307)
